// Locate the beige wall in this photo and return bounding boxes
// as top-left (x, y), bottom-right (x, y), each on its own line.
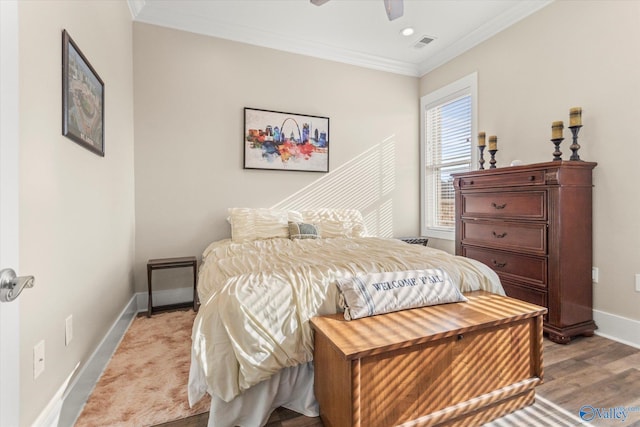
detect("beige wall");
top-left (18, 1), bottom-right (135, 425)
top-left (421, 0), bottom-right (640, 321)
top-left (132, 23), bottom-right (420, 293)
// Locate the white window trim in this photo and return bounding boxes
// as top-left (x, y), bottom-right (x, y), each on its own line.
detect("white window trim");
top-left (420, 72), bottom-right (478, 240)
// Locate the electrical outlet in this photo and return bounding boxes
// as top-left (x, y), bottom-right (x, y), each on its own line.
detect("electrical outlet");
top-left (65, 315), bottom-right (73, 346)
top-left (592, 267), bottom-right (599, 283)
top-left (34, 340), bottom-right (45, 379)
top-left (635, 274), bottom-right (640, 292)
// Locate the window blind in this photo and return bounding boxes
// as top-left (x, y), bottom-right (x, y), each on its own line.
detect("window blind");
top-left (425, 94), bottom-right (471, 229)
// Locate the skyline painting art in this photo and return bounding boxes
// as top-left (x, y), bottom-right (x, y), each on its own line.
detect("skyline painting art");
top-left (244, 108), bottom-right (329, 172)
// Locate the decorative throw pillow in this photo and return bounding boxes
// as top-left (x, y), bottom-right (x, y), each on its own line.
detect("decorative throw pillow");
top-left (336, 269), bottom-right (467, 320)
top-left (288, 222), bottom-right (320, 240)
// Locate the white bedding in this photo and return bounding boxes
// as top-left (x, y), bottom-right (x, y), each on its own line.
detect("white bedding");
top-left (188, 236), bottom-right (504, 417)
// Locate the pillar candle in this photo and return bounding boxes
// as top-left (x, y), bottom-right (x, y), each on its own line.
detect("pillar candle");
top-left (569, 107), bottom-right (582, 127)
top-left (478, 132), bottom-right (486, 147)
top-left (552, 121), bottom-right (564, 139)
top-left (488, 135), bottom-right (497, 150)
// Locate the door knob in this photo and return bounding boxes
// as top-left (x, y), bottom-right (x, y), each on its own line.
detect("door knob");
top-left (0, 268), bottom-right (35, 303)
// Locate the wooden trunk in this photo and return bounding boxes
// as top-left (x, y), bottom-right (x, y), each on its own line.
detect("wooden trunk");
top-left (310, 291), bottom-right (546, 427)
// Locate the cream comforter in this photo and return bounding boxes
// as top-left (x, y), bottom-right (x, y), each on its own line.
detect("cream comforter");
top-left (189, 237), bottom-right (503, 404)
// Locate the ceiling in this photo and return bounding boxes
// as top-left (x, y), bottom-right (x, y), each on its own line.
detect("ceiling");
top-left (128, 0), bottom-right (552, 77)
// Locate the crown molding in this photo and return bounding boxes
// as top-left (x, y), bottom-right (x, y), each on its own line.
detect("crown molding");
top-left (129, 0), bottom-right (552, 78)
top-left (132, 5), bottom-right (421, 76)
top-left (127, 0), bottom-right (146, 19)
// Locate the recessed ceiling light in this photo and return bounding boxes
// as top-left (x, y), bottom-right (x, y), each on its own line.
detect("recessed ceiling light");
top-left (401, 27), bottom-right (414, 37)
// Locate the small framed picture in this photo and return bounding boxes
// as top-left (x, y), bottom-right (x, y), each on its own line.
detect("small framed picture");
top-left (244, 107), bottom-right (329, 172)
top-left (62, 30), bottom-right (105, 156)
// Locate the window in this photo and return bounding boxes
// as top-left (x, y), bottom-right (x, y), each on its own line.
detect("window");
top-left (420, 73), bottom-right (477, 240)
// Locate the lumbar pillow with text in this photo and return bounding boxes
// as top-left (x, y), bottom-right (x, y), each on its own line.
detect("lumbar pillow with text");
top-left (336, 269), bottom-right (467, 320)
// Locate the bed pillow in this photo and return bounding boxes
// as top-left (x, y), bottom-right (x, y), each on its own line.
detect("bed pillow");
top-left (336, 269), bottom-right (467, 320)
top-left (227, 208), bottom-right (290, 242)
top-left (300, 209), bottom-right (367, 238)
top-left (288, 222), bottom-right (320, 240)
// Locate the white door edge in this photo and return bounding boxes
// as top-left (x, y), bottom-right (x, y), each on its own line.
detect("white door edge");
top-left (0, 1), bottom-right (21, 426)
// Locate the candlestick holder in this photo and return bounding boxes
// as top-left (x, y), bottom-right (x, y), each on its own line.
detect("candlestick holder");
top-left (478, 145), bottom-right (486, 170)
top-left (551, 137), bottom-right (564, 161)
top-left (488, 149), bottom-right (498, 169)
top-left (568, 125), bottom-right (582, 161)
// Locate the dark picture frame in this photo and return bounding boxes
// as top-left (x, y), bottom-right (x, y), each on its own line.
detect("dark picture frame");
top-left (244, 107), bottom-right (329, 172)
top-left (62, 29), bottom-right (105, 156)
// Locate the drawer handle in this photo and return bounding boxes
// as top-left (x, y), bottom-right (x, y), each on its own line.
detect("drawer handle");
top-left (492, 259), bottom-right (507, 268)
top-left (491, 202), bottom-right (507, 210)
top-left (529, 175), bottom-right (536, 181)
top-left (492, 231), bottom-right (508, 238)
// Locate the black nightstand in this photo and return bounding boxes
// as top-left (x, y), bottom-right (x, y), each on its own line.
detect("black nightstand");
top-left (398, 237), bottom-right (429, 246)
top-left (147, 256), bottom-right (198, 317)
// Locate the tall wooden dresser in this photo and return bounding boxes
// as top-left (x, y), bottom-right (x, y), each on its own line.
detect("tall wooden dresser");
top-left (453, 161), bottom-right (597, 343)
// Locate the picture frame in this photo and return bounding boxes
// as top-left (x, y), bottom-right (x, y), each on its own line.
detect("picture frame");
top-left (244, 107), bottom-right (329, 172)
top-left (62, 29), bottom-right (105, 156)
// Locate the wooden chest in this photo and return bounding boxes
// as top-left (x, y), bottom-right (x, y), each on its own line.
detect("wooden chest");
top-left (453, 161), bottom-right (597, 343)
top-left (310, 291), bottom-right (546, 427)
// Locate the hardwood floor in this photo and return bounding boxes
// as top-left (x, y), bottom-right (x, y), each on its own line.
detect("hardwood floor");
top-left (537, 334), bottom-right (640, 426)
top-left (160, 334), bottom-right (640, 427)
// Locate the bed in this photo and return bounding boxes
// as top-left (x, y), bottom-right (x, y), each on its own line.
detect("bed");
top-left (187, 208), bottom-right (505, 427)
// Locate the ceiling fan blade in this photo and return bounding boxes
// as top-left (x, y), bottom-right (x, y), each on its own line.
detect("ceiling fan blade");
top-left (311, 0), bottom-right (402, 21)
top-left (383, 0), bottom-right (403, 21)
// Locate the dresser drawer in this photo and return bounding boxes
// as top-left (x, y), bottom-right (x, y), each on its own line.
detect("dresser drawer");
top-left (457, 170), bottom-right (546, 189)
top-left (461, 220), bottom-right (546, 255)
top-left (461, 191), bottom-right (546, 220)
top-left (462, 246), bottom-right (547, 289)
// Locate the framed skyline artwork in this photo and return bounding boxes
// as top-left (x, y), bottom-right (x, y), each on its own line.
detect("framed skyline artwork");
top-left (244, 107), bottom-right (329, 172)
top-left (62, 29), bottom-right (105, 157)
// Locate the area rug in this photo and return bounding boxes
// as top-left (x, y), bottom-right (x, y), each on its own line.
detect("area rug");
top-left (484, 395), bottom-right (586, 426)
top-left (75, 310), bottom-right (210, 427)
top-left (260, 394), bottom-right (586, 427)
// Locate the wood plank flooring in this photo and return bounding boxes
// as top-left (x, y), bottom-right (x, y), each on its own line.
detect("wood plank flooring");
top-left (537, 335), bottom-right (640, 427)
top-left (159, 334), bottom-right (640, 427)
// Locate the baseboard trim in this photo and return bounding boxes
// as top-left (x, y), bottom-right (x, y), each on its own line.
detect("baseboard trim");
top-left (57, 295), bottom-right (138, 427)
top-left (31, 363), bottom-right (78, 427)
top-left (136, 286), bottom-right (194, 312)
top-left (593, 309), bottom-right (640, 349)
